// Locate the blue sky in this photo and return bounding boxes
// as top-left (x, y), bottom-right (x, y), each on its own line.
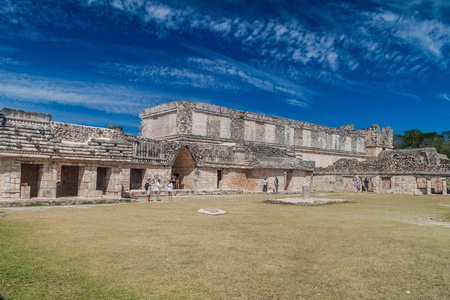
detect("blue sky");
top-left (0, 0), bottom-right (449, 135)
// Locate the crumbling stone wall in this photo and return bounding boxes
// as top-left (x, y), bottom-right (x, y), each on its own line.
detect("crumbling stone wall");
top-left (315, 148), bottom-right (450, 174)
top-left (313, 148), bottom-right (450, 195)
top-left (51, 122), bottom-right (128, 142)
top-left (356, 125), bottom-right (393, 157)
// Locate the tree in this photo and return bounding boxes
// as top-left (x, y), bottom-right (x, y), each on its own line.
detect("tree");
top-left (394, 129), bottom-right (450, 158)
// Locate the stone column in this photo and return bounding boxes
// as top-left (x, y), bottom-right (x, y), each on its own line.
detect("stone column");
top-left (426, 178), bottom-right (431, 195)
top-left (39, 162), bottom-right (57, 198)
top-left (374, 176), bottom-right (381, 194)
top-left (79, 166), bottom-right (97, 198)
top-left (302, 185), bottom-right (311, 200)
top-left (2, 160), bottom-right (21, 200)
top-left (443, 178), bottom-right (447, 195)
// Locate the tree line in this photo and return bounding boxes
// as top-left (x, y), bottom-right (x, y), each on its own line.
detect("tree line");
top-left (394, 129), bottom-right (450, 157)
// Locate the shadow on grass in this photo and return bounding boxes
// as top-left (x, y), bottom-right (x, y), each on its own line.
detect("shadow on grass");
top-left (0, 294), bottom-right (5, 300)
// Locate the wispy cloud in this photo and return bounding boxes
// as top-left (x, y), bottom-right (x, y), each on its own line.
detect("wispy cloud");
top-left (0, 56), bottom-right (26, 66)
top-left (83, 0), bottom-right (450, 79)
top-left (285, 98), bottom-right (308, 107)
top-left (0, 71), bottom-right (173, 115)
top-left (439, 93), bottom-right (450, 101)
top-left (99, 44), bottom-right (311, 105)
top-left (1, 0), bottom-right (449, 117)
top-left (3, 0), bottom-right (449, 81)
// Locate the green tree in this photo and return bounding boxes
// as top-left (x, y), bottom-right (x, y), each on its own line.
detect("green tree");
top-left (394, 129), bottom-right (450, 158)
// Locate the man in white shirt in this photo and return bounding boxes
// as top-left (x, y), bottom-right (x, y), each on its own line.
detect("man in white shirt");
top-left (155, 179), bottom-right (162, 201)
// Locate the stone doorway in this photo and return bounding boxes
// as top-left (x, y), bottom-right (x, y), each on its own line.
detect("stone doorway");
top-left (60, 166), bottom-right (79, 197)
top-left (96, 167), bottom-right (109, 195)
top-left (217, 170), bottom-right (222, 189)
top-left (20, 164), bottom-right (42, 198)
top-left (130, 168), bottom-right (144, 190)
top-left (284, 170), bottom-right (293, 190)
top-left (172, 147), bottom-right (196, 189)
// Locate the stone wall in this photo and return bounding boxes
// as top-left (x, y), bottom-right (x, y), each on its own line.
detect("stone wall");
top-left (139, 101), bottom-right (387, 168)
top-left (51, 122), bottom-right (129, 142)
top-left (315, 148), bottom-right (450, 174)
top-left (312, 148), bottom-right (450, 195)
top-left (356, 124), bottom-right (393, 157)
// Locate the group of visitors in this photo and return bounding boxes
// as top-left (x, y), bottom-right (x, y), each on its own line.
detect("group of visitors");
top-left (145, 177), bottom-right (173, 202)
top-left (355, 178), bottom-right (370, 193)
top-left (262, 177), bottom-right (280, 193)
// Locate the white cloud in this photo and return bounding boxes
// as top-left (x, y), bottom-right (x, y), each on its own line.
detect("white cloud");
top-left (285, 98), bottom-right (308, 107)
top-left (365, 10), bottom-right (450, 59)
top-left (0, 56), bottom-right (26, 66)
top-left (439, 93), bottom-right (450, 101)
top-left (0, 71), bottom-right (171, 115)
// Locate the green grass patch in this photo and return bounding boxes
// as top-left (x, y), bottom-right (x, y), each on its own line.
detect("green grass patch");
top-left (0, 219), bottom-right (138, 299)
top-left (1, 193), bottom-right (449, 299)
top-left (24, 202), bottom-right (43, 207)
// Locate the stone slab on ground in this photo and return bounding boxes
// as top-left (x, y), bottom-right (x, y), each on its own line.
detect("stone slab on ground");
top-left (264, 197), bottom-right (354, 206)
top-left (198, 207), bottom-right (227, 215)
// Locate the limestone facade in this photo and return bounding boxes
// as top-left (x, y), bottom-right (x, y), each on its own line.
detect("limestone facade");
top-left (0, 103), bottom-right (316, 202)
top-left (140, 101), bottom-right (393, 167)
top-left (312, 148), bottom-right (450, 195)
top-left (2, 100), bottom-right (447, 203)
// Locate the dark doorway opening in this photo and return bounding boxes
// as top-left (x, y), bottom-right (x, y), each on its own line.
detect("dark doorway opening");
top-left (284, 170), bottom-right (293, 190)
top-left (130, 168), bottom-right (144, 190)
top-left (60, 166), bottom-right (79, 197)
top-left (96, 167), bottom-right (108, 195)
top-left (20, 164), bottom-right (42, 198)
top-left (172, 147), bottom-right (196, 189)
top-left (217, 170), bottom-right (222, 189)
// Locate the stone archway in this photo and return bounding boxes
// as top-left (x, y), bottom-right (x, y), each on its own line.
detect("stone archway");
top-left (172, 147), bottom-right (197, 189)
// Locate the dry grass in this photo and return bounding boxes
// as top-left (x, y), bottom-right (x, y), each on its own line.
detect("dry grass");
top-left (1, 193), bottom-right (449, 299)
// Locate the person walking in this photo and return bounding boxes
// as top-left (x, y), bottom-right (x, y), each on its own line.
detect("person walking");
top-left (155, 179), bottom-right (162, 201)
top-left (263, 178), bottom-right (268, 193)
top-left (274, 177), bottom-right (279, 193)
top-left (145, 177), bottom-right (153, 202)
top-left (168, 180), bottom-right (173, 201)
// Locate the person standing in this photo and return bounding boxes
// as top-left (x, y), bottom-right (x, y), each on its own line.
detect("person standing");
top-left (155, 179), bottom-right (162, 201)
top-left (174, 172), bottom-right (180, 189)
top-left (274, 177), bottom-right (279, 193)
top-left (355, 181), bottom-right (360, 193)
top-left (263, 178), bottom-right (268, 193)
top-left (171, 173), bottom-right (176, 188)
top-left (364, 178), bottom-right (369, 192)
top-left (145, 177), bottom-right (154, 202)
top-left (168, 180), bottom-right (173, 201)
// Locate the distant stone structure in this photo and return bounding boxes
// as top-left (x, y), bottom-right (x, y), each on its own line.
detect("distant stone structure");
top-left (313, 148), bottom-right (450, 195)
top-left (0, 100), bottom-right (448, 203)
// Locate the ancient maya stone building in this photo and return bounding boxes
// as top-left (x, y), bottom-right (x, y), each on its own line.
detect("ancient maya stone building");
top-left (0, 100), bottom-right (449, 204)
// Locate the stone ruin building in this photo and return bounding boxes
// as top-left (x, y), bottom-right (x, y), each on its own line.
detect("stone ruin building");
top-left (0, 100), bottom-right (448, 204)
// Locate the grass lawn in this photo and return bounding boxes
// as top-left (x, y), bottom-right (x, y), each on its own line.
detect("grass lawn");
top-left (1, 193), bottom-right (449, 299)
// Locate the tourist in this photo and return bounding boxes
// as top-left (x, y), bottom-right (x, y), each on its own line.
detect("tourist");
top-left (155, 179), bottom-right (162, 201)
top-left (168, 180), bottom-right (173, 201)
top-left (364, 178), bottom-right (369, 192)
top-left (263, 178), bottom-right (268, 192)
top-left (174, 172), bottom-right (180, 189)
top-left (355, 181), bottom-right (360, 193)
top-left (274, 177), bottom-right (279, 193)
top-left (145, 177), bottom-right (154, 202)
top-left (171, 173), bottom-right (176, 188)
